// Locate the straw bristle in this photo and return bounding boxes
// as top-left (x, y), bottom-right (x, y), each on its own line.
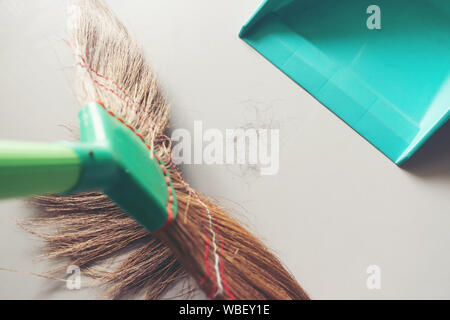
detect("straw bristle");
top-left (27, 0), bottom-right (309, 300)
top-left (28, 193), bottom-right (186, 299)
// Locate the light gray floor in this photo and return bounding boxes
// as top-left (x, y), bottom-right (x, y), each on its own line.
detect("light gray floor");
top-left (0, 0), bottom-right (449, 299)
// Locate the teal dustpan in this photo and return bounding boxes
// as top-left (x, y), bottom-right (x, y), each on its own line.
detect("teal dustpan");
top-left (239, 0), bottom-right (450, 164)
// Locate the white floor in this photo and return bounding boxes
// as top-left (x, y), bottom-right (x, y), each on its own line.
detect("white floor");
top-left (0, 0), bottom-right (448, 299)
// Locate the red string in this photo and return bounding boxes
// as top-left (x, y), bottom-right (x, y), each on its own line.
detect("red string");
top-left (82, 47), bottom-right (138, 106)
top-left (219, 233), bottom-right (236, 300)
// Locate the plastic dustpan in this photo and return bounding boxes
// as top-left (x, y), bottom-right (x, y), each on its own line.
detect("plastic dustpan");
top-left (239, 0), bottom-right (450, 164)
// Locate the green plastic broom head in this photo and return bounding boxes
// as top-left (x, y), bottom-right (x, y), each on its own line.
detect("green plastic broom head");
top-left (0, 102), bottom-right (177, 233)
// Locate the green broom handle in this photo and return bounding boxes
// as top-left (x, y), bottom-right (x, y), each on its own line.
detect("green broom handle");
top-left (0, 141), bottom-right (82, 199)
top-left (0, 141), bottom-right (118, 199)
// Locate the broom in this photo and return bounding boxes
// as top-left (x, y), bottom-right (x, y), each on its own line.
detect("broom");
top-left (25, 0), bottom-right (309, 300)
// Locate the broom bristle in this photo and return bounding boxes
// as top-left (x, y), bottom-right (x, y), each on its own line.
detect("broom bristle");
top-left (27, 0), bottom-right (309, 300)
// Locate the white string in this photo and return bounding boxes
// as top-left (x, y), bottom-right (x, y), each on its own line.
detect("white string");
top-left (174, 171), bottom-right (224, 297)
top-left (191, 191), bottom-right (224, 297)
